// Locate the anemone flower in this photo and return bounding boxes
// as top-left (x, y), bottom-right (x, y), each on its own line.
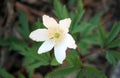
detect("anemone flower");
top-left (29, 15), bottom-right (76, 64)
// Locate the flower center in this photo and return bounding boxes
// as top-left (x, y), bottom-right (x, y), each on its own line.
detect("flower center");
top-left (54, 33), bottom-right (60, 38)
top-left (48, 27), bottom-right (64, 45)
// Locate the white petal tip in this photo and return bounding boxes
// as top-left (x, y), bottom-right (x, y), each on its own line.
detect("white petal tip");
top-left (43, 15), bottom-right (48, 18)
top-left (29, 34), bottom-right (31, 38)
top-left (38, 47), bottom-right (45, 54)
top-left (29, 33), bottom-right (32, 39)
top-left (38, 47), bottom-right (47, 54)
top-left (66, 18), bottom-right (71, 21)
top-left (38, 49), bottom-right (43, 54)
top-left (38, 51), bottom-right (42, 54)
top-left (29, 29), bottom-right (49, 42)
top-left (29, 34), bottom-right (40, 42)
top-left (73, 44), bottom-right (77, 49)
top-left (59, 62), bottom-right (63, 64)
top-left (63, 18), bottom-right (71, 22)
top-left (58, 61), bottom-right (63, 64)
top-left (29, 33), bottom-right (36, 41)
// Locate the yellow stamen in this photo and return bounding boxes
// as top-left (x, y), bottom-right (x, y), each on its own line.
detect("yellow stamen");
top-left (54, 33), bottom-right (60, 38)
top-left (48, 26), bottom-right (64, 45)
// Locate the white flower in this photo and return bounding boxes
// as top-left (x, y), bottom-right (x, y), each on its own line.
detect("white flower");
top-left (29, 15), bottom-right (77, 64)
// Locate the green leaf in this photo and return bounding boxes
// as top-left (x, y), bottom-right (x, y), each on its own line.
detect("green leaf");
top-left (108, 38), bottom-right (120, 48)
top-left (78, 0), bottom-right (84, 11)
top-left (18, 73), bottom-right (25, 78)
top-left (84, 66), bottom-right (107, 78)
top-left (76, 66), bottom-right (107, 78)
top-left (0, 37), bottom-right (27, 51)
top-left (27, 62), bottom-right (44, 78)
top-left (50, 56), bottom-right (59, 66)
top-left (0, 68), bottom-right (14, 78)
top-left (72, 20), bottom-right (89, 34)
top-left (106, 50), bottom-right (120, 65)
top-left (53, 0), bottom-right (68, 19)
top-left (70, 0), bottom-right (85, 32)
top-left (67, 50), bottom-right (82, 67)
top-left (19, 11), bottom-right (29, 29)
top-left (46, 67), bottom-right (79, 78)
top-left (22, 57), bottom-right (36, 67)
top-left (68, 0), bottom-right (77, 9)
top-left (78, 41), bottom-right (89, 54)
top-left (82, 13), bottom-right (103, 36)
top-left (27, 62), bottom-right (44, 70)
top-left (81, 33), bottom-right (99, 45)
top-left (107, 22), bottom-right (120, 44)
top-left (90, 13), bottom-right (103, 26)
top-left (76, 70), bottom-right (83, 78)
top-left (16, 11), bottom-right (30, 39)
top-left (33, 19), bottom-right (44, 29)
top-left (98, 24), bottom-right (106, 47)
top-left (11, 42), bottom-right (49, 65)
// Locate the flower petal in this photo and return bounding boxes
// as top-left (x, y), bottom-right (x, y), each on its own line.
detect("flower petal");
top-left (38, 39), bottom-right (55, 54)
top-left (65, 34), bottom-right (77, 49)
top-left (43, 15), bottom-right (58, 28)
top-left (54, 41), bottom-right (67, 64)
top-left (29, 29), bottom-right (49, 42)
top-left (59, 18), bottom-right (71, 33)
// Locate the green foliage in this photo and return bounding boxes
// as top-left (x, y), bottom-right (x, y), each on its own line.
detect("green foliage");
top-left (73, 12), bottom-right (102, 35)
top-left (84, 66), bottom-right (107, 78)
top-left (107, 22), bottom-right (120, 44)
top-left (77, 33), bottom-right (99, 54)
top-left (18, 73), bottom-right (25, 78)
top-left (72, 20), bottom-right (89, 34)
top-left (81, 13), bottom-right (103, 37)
top-left (33, 19), bottom-right (44, 29)
top-left (85, 66), bottom-right (107, 78)
top-left (0, 11), bottom-right (50, 78)
top-left (70, 0), bottom-right (85, 32)
top-left (50, 55), bottom-right (59, 66)
top-left (16, 11), bottom-right (30, 40)
top-left (26, 62), bottom-right (45, 78)
top-left (0, 68), bottom-right (14, 78)
top-left (22, 57), bottom-right (43, 78)
top-left (78, 40), bottom-right (89, 54)
top-left (76, 66), bottom-right (107, 78)
top-left (46, 65), bottom-right (107, 78)
top-left (68, 0), bottom-right (77, 8)
top-left (67, 50), bottom-right (82, 67)
top-left (104, 23), bottom-right (120, 66)
top-left (46, 67), bottom-right (79, 78)
top-left (106, 51), bottom-right (120, 65)
top-left (108, 38), bottom-right (120, 48)
top-left (53, 0), bottom-right (68, 19)
top-left (97, 24), bottom-right (107, 48)
top-left (10, 40), bottom-right (50, 78)
top-left (72, 13), bottom-right (103, 54)
top-left (11, 42), bottom-right (50, 64)
top-left (81, 33), bottom-right (99, 45)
